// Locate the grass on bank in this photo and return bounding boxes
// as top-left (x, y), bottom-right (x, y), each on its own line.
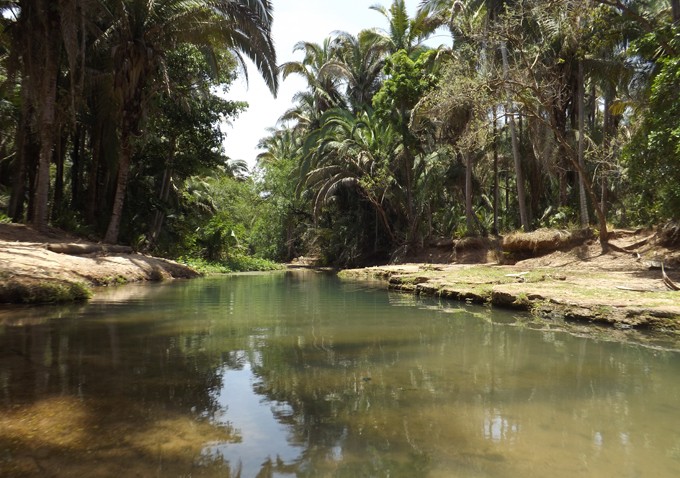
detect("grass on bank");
top-left (180, 254), bottom-right (284, 274)
top-left (0, 279), bottom-right (92, 304)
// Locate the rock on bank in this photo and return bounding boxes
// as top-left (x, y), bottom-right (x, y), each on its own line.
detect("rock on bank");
top-left (338, 259), bottom-right (680, 332)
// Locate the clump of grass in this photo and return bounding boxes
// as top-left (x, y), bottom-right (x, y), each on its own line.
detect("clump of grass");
top-left (502, 228), bottom-right (592, 255)
top-left (0, 279), bottom-right (92, 304)
top-left (180, 255), bottom-right (284, 274)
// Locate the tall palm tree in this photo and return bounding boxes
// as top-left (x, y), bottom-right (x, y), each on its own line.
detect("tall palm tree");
top-left (368, 0), bottom-right (437, 55)
top-left (279, 37), bottom-right (345, 124)
top-left (322, 30), bottom-right (389, 113)
top-left (100, 0), bottom-right (277, 243)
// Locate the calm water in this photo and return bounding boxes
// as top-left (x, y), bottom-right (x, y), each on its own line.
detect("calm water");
top-left (1, 270), bottom-right (679, 477)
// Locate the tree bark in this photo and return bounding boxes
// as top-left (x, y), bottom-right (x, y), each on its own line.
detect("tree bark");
top-left (465, 152), bottom-right (474, 233)
top-left (492, 106), bottom-right (499, 235)
top-left (31, 6), bottom-right (60, 231)
top-left (52, 128), bottom-right (66, 220)
top-left (104, 128), bottom-right (131, 244)
top-left (148, 136), bottom-right (176, 247)
top-left (85, 126), bottom-right (101, 226)
top-left (501, 42), bottom-right (530, 231)
top-left (577, 59), bottom-right (590, 227)
top-left (8, 80), bottom-right (31, 222)
top-left (70, 125), bottom-right (83, 210)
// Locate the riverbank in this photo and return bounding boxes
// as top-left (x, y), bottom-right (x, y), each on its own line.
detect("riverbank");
top-left (339, 228), bottom-right (680, 335)
top-left (0, 223), bottom-right (199, 303)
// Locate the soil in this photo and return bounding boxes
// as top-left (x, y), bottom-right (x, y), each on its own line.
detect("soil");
top-left (0, 223), bottom-right (199, 303)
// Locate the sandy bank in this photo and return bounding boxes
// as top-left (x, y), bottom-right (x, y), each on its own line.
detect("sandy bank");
top-left (0, 224), bottom-right (199, 303)
top-left (339, 232), bottom-right (680, 337)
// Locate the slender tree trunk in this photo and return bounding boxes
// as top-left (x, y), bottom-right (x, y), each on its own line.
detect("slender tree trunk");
top-left (31, 16), bottom-right (60, 231)
top-left (85, 127), bottom-right (101, 226)
top-left (8, 81), bottom-right (31, 222)
top-left (601, 92), bottom-right (612, 218)
top-left (104, 126), bottom-right (132, 244)
top-left (672, 0), bottom-right (680, 23)
top-left (555, 129), bottom-right (609, 251)
top-left (492, 106), bottom-right (499, 235)
top-left (148, 136), bottom-right (177, 247)
top-left (465, 152), bottom-right (474, 233)
top-left (501, 42), bottom-right (530, 231)
top-left (52, 129), bottom-right (66, 220)
top-left (70, 125), bottom-right (83, 209)
top-left (577, 59), bottom-right (589, 227)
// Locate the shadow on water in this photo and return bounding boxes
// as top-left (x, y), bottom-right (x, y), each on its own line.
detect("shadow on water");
top-left (0, 270), bottom-right (679, 477)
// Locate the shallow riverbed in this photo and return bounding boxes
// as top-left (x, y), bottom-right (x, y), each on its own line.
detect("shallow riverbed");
top-left (1, 270), bottom-right (679, 477)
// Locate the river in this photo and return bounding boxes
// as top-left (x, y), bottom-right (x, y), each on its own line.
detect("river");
top-left (1, 270), bottom-right (679, 477)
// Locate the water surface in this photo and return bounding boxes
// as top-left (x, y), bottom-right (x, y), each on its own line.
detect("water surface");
top-left (1, 271), bottom-right (679, 477)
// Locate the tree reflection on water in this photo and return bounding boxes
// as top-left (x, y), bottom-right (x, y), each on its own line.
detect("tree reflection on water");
top-left (1, 272), bottom-right (680, 477)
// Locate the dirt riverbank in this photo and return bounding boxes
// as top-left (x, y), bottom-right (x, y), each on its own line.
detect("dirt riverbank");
top-left (0, 223), bottom-right (199, 303)
top-left (2, 221), bottom-right (679, 343)
top-left (339, 228), bottom-right (680, 342)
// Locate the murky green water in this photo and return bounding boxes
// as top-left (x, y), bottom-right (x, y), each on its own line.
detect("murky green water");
top-left (1, 270), bottom-right (680, 477)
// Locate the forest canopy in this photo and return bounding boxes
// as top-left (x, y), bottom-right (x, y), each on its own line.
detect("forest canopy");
top-left (1, 0), bottom-right (679, 268)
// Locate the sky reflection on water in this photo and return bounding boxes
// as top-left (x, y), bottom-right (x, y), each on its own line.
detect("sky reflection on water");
top-left (1, 271), bottom-right (679, 477)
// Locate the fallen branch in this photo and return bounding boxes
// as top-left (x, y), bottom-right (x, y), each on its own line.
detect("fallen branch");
top-left (47, 243), bottom-right (133, 255)
top-left (662, 263), bottom-right (680, 291)
top-left (615, 286), bottom-right (661, 293)
top-left (622, 234), bottom-right (656, 251)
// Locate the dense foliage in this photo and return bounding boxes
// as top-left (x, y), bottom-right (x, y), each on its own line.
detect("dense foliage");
top-left (1, 0), bottom-right (679, 268)
top-left (0, 0), bottom-right (278, 269)
top-left (254, 0), bottom-right (680, 265)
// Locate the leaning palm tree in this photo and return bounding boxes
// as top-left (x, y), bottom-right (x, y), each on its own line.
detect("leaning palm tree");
top-left (101, 0), bottom-right (277, 244)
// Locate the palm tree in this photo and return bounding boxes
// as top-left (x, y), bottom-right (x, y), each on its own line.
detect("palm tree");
top-left (322, 30), bottom-right (389, 113)
top-left (301, 108), bottom-right (400, 244)
top-left (368, 0), bottom-right (437, 55)
top-left (279, 37), bottom-right (345, 124)
top-left (100, 0), bottom-right (277, 244)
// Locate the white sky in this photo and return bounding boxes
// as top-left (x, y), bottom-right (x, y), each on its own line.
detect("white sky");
top-left (222, 0), bottom-right (449, 168)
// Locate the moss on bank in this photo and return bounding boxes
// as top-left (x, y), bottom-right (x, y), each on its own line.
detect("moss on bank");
top-left (338, 265), bottom-right (680, 332)
top-left (0, 278), bottom-right (92, 304)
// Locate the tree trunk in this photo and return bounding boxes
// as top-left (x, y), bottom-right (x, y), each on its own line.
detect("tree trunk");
top-left (492, 106), bottom-right (499, 235)
top-left (465, 152), bottom-right (474, 233)
top-left (104, 127), bottom-right (131, 244)
top-left (148, 136), bottom-right (177, 247)
top-left (70, 125), bottom-right (83, 210)
top-left (85, 126), bottom-right (101, 226)
top-left (501, 42), bottom-right (530, 231)
top-left (601, 92), bottom-right (612, 218)
top-left (555, 129), bottom-right (609, 251)
top-left (672, 0), bottom-right (680, 23)
top-left (577, 59), bottom-right (590, 227)
top-left (31, 9), bottom-right (60, 231)
top-left (52, 129), bottom-right (66, 220)
top-left (8, 80), bottom-right (32, 222)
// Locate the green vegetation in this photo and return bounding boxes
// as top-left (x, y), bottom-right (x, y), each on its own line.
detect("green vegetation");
top-left (0, 279), bottom-right (92, 304)
top-left (251, 0), bottom-right (680, 266)
top-left (181, 256), bottom-right (283, 275)
top-left (0, 0), bottom-right (679, 269)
